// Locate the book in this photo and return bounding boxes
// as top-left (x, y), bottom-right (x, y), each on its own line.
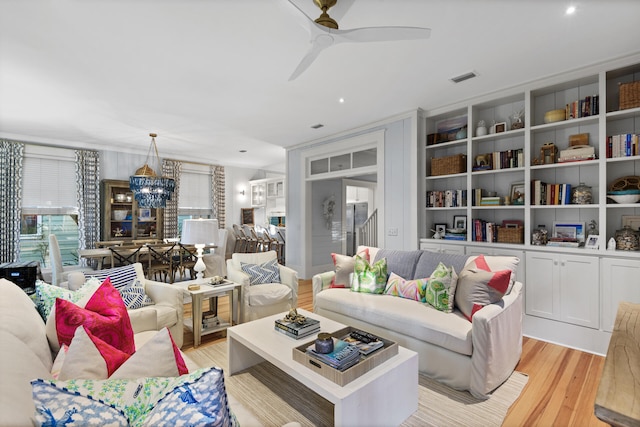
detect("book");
top-left (342, 330), bottom-right (384, 355)
top-left (306, 338), bottom-right (361, 371)
top-left (274, 325), bottom-right (320, 339)
top-left (274, 316), bottom-right (320, 336)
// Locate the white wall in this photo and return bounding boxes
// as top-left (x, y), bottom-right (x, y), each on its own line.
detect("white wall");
top-left (286, 111), bottom-right (420, 278)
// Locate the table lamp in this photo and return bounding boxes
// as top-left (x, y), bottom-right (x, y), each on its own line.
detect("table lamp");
top-left (181, 219), bottom-right (219, 283)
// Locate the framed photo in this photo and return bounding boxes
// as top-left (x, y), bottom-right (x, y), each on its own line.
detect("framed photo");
top-left (553, 221), bottom-right (586, 242)
top-left (510, 181), bottom-right (525, 205)
top-left (502, 219), bottom-right (524, 229)
top-left (622, 215), bottom-right (640, 231)
top-left (495, 122), bottom-right (507, 133)
top-left (453, 215), bottom-right (467, 230)
top-left (241, 208), bottom-right (254, 225)
top-left (138, 208), bottom-right (151, 220)
top-left (585, 234), bottom-right (601, 249)
top-left (434, 223), bottom-right (447, 234)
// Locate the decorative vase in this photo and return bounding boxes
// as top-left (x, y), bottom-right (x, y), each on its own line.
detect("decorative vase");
top-left (571, 183), bottom-right (593, 204)
top-left (532, 225), bottom-right (548, 246)
top-left (614, 225), bottom-right (639, 251)
top-left (476, 120), bottom-right (487, 136)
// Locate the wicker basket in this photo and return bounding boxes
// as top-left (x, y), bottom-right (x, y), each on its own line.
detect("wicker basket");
top-left (497, 226), bottom-right (524, 244)
top-left (431, 154), bottom-right (466, 176)
top-left (619, 81), bottom-right (640, 110)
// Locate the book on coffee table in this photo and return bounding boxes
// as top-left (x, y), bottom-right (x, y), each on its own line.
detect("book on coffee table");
top-left (274, 324), bottom-right (320, 339)
top-left (306, 338), bottom-right (361, 371)
top-left (274, 316), bottom-right (320, 337)
top-left (342, 330), bottom-right (384, 355)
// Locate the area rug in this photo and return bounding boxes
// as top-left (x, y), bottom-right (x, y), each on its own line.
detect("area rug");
top-left (186, 342), bottom-right (528, 427)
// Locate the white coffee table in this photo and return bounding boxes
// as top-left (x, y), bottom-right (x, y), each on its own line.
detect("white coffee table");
top-left (174, 280), bottom-right (241, 347)
top-left (227, 309), bottom-right (418, 427)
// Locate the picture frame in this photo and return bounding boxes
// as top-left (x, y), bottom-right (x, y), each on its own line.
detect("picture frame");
top-left (585, 234), bottom-right (601, 249)
top-left (510, 181), bottom-right (525, 205)
top-left (241, 208), bottom-right (255, 225)
top-left (495, 122), bottom-right (507, 133)
top-left (453, 215), bottom-right (467, 230)
top-left (502, 219), bottom-right (524, 229)
top-left (553, 221), bottom-right (586, 242)
top-left (138, 208), bottom-right (151, 220)
top-left (622, 215), bottom-right (640, 231)
top-left (434, 223), bottom-right (447, 234)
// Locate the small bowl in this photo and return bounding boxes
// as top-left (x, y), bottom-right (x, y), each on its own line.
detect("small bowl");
top-left (544, 109), bottom-right (566, 124)
top-left (607, 194), bottom-right (640, 204)
top-left (113, 210), bottom-right (129, 220)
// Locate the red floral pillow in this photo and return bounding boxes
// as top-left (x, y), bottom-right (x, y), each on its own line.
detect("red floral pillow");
top-left (49, 278), bottom-right (135, 354)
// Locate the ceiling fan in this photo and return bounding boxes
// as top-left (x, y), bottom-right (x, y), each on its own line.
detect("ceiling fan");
top-left (285, 0), bottom-right (431, 81)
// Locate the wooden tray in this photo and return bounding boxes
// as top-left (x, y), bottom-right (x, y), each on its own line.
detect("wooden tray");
top-left (292, 326), bottom-right (398, 386)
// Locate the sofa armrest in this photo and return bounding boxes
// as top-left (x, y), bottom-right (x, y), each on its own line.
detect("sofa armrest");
top-left (278, 265), bottom-right (299, 307)
top-left (469, 281), bottom-right (523, 399)
top-left (143, 279), bottom-right (184, 348)
top-left (311, 271), bottom-right (335, 311)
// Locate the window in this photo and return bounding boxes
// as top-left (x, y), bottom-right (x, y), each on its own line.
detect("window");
top-left (19, 145), bottom-right (79, 267)
top-left (178, 163), bottom-right (212, 217)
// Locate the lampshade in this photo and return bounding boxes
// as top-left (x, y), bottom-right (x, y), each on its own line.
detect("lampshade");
top-left (181, 219), bottom-right (219, 246)
top-left (129, 133), bottom-right (176, 208)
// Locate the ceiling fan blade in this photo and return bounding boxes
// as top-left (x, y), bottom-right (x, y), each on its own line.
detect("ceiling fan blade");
top-left (332, 26), bottom-right (431, 44)
top-left (288, 41), bottom-right (329, 81)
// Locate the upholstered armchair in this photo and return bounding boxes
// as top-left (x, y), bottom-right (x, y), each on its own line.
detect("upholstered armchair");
top-left (226, 251), bottom-right (298, 323)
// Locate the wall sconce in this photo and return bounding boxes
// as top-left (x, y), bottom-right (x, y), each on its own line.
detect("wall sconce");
top-left (239, 189), bottom-right (245, 196)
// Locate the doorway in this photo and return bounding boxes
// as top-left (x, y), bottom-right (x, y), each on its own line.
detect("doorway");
top-left (343, 179), bottom-right (376, 255)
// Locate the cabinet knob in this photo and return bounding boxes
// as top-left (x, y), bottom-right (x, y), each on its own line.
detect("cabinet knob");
top-left (554, 261), bottom-right (558, 266)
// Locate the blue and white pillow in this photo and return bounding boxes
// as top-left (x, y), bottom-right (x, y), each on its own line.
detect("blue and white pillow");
top-left (32, 367), bottom-right (237, 427)
top-left (240, 258), bottom-right (281, 285)
top-left (118, 279), bottom-right (154, 310)
top-left (34, 278), bottom-right (101, 321)
top-left (87, 264), bottom-right (138, 291)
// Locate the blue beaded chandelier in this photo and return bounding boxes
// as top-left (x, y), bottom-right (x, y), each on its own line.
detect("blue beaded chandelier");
top-left (129, 133), bottom-right (175, 208)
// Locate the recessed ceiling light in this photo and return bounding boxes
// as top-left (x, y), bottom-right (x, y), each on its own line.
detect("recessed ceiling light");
top-left (339, 98), bottom-right (345, 103)
top-left (566, 5), bottom-right (576, 15)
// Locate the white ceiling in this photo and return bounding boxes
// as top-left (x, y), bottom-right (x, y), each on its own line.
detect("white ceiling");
top-left (1, 0), bottom-right (639, 169)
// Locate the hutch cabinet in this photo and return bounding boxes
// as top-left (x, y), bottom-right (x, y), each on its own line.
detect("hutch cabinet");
top-left (100, 179), bottom-right (163, 243)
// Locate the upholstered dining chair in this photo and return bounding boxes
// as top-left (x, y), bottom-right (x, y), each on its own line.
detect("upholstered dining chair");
top-left (226, 250), bottom-right (298, 323)
top-left (203, 228), bottom-right (228, 278)
top-left (47, 234), bottom-right (94, 287)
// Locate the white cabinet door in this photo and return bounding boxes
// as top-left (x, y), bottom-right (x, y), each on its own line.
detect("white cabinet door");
top-left (601, 257), bottom-right (640, 332)
top-left (419, 242), bottom-right (465, 255)
top-left (558, 254), bottom-right (599, 329)
top-left (525, 252), bottom-right (559, 320)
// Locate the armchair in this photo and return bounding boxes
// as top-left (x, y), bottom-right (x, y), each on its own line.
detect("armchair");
top-left (226, 251), bottom-right (298, 323)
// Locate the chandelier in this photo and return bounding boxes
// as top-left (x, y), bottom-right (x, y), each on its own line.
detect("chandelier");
top-left (129, 133), bottom-right (175, 208)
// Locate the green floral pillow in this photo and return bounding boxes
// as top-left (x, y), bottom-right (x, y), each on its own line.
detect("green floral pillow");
top-left (34, 278), bottom-right (102, 321)
top-left (351, 255), bottom-right (387, 294)
top-left (423, 262), bottom-right (458, 313)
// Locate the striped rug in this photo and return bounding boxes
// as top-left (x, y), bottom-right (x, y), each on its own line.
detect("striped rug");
top-left (186, 342), bottom-right (528, 427)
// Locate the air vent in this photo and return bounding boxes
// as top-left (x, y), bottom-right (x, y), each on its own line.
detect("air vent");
top-left (311, 123), bottom-right (324, 129)
top-left (450, 71), bottom-right (477, 84)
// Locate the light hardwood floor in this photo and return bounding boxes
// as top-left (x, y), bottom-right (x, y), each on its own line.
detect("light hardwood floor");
top-left (182, 279), bottom-right (606, 427)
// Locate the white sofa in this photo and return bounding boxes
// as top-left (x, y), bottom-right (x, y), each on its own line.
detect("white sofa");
top-left (0, 278), bottom-right (266, 427)
top-left (312, 246), bottom-right (523, 399)
top-left (65, 263), bottom-right (185, 348)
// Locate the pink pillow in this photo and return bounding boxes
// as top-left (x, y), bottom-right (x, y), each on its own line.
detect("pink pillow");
top-left (455, 255), bottom-right (511, 322)
top-left (53, 278), bottom-right (135, 354)
top-left (330, 248), bottom-right (370, 288)
top-left (383, 273), bottom-right (426, 301)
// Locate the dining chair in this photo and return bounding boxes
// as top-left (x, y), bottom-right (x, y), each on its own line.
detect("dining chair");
top-left (109, 245), bottom-right (143, 268)
top-left (242, 225), bottom-right (258, 253)
top-left (141, 243), bottom-right (177, 283)
top-left (47, 234), bottom-right (94, 287)
top-left (176, 243), bottom-right (198, 281)
top-left (232, 224), bottom-right (247, 253)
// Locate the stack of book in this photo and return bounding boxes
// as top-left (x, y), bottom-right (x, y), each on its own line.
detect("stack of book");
top-left (202, 310), bottom-right (219, 329)
top-left (274, 316), bottom-right (320, 339)
top-left (546, 237), bottom-right (582, 248)
top-left (306, 338), bottom-right (361, 371)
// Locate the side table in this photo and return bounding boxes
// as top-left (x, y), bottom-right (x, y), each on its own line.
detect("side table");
top-left (174, 280), bottom-right (241, 347)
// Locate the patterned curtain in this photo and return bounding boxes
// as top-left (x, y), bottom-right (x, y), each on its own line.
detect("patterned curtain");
top-left (162, 159), bottom-right (182, 239)
top-left (211, 165), bottom-right (226, 229)
top-left (75, 150), bottom-right (100, 251)
top-left (0, 140), bottom-right (25, 263)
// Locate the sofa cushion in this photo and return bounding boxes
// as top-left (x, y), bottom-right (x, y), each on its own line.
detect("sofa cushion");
top-left (352, 255), bottom-right (387, 294)
top-left (32, 366), bottom-right (236, 427)
top-left (330, 247), bottom-right (370, 288)
top-left (0, 279), bottom-right (53, 369)
top-left (86, 263), bottom-right (139, 290)
top-left (34, 278), bottom-right (102, 321)
top-left (0, 331), bottom-right (54, 427)
top-left (241, 258), bottom-right (281, 285)
top-left (464, 254), bottom-right (520, 293)
top-left (455, 257), bottom-right (511, 321)
top-left (384, 273), bottom-right (426, 301)
top-left (47, 278), bottom-right (135, 354)
top-left (247, 283), bottom-right (293, 306)
top-left (414, 252), bottom-right (469, 280)
top-left (316, 288), bottom-right (473, 355)
top-left (424, 262), bottom-right (458, 313)
top-left (373, 249), bottom-right (423, 280)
